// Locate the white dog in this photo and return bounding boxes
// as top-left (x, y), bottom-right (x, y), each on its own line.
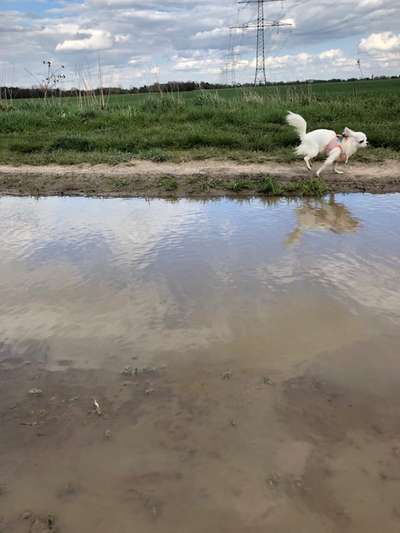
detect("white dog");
top-left (286, 112), bottom-right (368, 176)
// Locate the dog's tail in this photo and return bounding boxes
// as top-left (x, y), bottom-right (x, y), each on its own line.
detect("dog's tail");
top-left (286, 111), bottom-right (307, 141)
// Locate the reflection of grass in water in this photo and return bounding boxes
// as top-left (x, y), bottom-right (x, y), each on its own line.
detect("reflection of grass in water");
top-left (1, 79), bottom-right (399, 165)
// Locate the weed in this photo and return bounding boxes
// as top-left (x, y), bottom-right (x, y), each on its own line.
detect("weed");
top-left (109, 177), bottom-right (130, 190)
top-left (11, 142), bottom-right (44, 154)
top-left (187, 176), bottom-right (210, 193)
top-left (0, 102), bottom-right (14, 112)
top-left (301, 178), bottom-right (328, 197)
top-left (193, 91), bottom-right (223, 107)
top-left (143, 148), bottom-right (168, 162)
top-left (257, 176), bottom-right (283, 195)
top-left (283, 178), bottom-right (328, 197)
top-left (159, 177), bottom-right (178, 191)
top-left (79, 110), bottom-right (97, 121)
top-left (50, 136), bottom-right (95, 152)
top-left (284, 181), bottom-right (303, 195)
top-left (225, 179), bottom-right (251, 192)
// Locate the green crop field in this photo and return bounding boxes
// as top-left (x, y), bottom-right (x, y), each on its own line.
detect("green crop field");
top-left (0, 79), bottom-right (399, 165)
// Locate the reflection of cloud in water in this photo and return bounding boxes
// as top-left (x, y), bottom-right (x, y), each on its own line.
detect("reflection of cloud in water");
top-left (281, 197), bottom-right (399, 318)
top-left (0, 274), bottom-right (231, 369)
top-left (310, 254), bottom-right (400, 318)
top-left (0, 197), bottom-right (204, 269)
top-left (258, 252), bottom-right (400, 319)
top-left (0, 198), bottom-right (228, 368)
top-left (1, 195), bottom-right (399, 370)
top-left (286, 196), bottom-right (360, 246)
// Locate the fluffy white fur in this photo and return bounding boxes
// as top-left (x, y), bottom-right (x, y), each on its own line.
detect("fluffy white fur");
top-left (286, 112), bottom-right (368, 176)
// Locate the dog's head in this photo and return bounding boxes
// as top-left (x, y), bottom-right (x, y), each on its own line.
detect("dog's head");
top-left (343, 127), bottom-right (368, 149)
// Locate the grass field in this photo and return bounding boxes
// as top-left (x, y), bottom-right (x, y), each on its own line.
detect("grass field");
top-left (0, 79), bottom-right (399, 165)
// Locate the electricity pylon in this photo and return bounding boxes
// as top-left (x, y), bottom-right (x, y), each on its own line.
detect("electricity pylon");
top-left (233, 0), bottom-right (292, 85)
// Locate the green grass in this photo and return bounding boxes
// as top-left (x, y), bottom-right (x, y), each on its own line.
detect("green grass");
top-left (223, 176), bottom-right (328, 197)
top-left (0, 79), bottom-right (399, 165)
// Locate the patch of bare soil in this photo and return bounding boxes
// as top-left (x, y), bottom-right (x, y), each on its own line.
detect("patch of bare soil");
top-left (0, 159), bottom-right (399, 197)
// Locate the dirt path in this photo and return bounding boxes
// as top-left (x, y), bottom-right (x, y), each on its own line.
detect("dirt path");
top-left (0, 159), bottom-right (399, 196)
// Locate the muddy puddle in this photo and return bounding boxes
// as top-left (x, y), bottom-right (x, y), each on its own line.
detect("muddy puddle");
top-left (1, 193), bottom-right (400, 532)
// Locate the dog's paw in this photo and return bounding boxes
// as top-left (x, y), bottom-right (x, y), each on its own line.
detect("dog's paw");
top-left (334, 168), bottom-right (344, 175)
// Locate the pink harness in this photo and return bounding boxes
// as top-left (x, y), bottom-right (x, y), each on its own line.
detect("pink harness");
top-left (325, 136), bottom-right (347, 162)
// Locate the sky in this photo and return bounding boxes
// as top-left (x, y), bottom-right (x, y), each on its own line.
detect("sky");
top-left (0, 0), bottom-right (399, 88)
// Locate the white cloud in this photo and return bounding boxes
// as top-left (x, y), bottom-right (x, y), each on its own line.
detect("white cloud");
top-left (359, 0), bottom-right (384, 6)
top-left (264, 49), bottom-right (355, 72)
top-left (56, 29), bottom-right (115, 52)
top-left (319, 49), bottom-right (342, 59)
top-left (171, 47), bottom-right (359, 80)
top-left (118, 9), bottom-right (176, 22)
top-left (359, 31), bottom-right (400, 52)
top-left (173, 54), bottom-right (224, 73)
top-left (115, 34), bottom-right (129, 43)
top-left (128, 56), bottom-right (146, 65)
top-left (280, 18), bottom-right (296, 28)
top-left (193, 27), bottom-right (231, 41)
top-left (0, 0), bottom-right (399, 86)
top-left (39, 23), bottom-right (80, 36)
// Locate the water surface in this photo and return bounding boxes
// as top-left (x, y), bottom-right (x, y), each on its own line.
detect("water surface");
top-left (1, 193), bottom-right (400, 533)
top-left (1, 194), bottom-right (399, 371)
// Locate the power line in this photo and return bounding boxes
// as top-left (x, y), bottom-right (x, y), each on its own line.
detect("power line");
top-left (228, 28), bottom-right (237, 85)
top-left (356, 58), bottom-right (364, 78)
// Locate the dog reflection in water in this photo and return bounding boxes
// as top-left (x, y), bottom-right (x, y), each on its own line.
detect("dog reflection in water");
top-left (286, 195), bottom-right (359, 246)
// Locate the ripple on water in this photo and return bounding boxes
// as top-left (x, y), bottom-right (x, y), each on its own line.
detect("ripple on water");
top-left (0, 193), bottom-right (399, 370)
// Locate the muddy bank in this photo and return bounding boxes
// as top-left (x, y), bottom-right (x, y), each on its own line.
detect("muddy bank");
top-left (0, 159), bottom-right (399, 197)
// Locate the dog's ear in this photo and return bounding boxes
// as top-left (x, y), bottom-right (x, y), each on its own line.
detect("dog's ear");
top-left (342, 127), bottom-right (352, 138)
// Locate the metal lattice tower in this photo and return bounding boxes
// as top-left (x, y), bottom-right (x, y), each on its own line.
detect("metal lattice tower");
top-left (234, 0), bottom-right (292, 85)
top-left (228, 29), bottom-right (238, 85)
top-left (255, 0), bottom-right (267, 85)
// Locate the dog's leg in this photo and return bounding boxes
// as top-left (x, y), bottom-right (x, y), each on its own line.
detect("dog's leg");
top-left (316, 149), bottom-right (340, 178)
top-left (334, 165), bottom-right (344, 174)
top-left (304, 156), bottom-right (313, 171)
top-left (300, 142), bottom-right (318, 171)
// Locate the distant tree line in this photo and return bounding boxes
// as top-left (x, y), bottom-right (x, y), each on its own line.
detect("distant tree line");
top-left (1, 76), bottom-right (399, 100)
